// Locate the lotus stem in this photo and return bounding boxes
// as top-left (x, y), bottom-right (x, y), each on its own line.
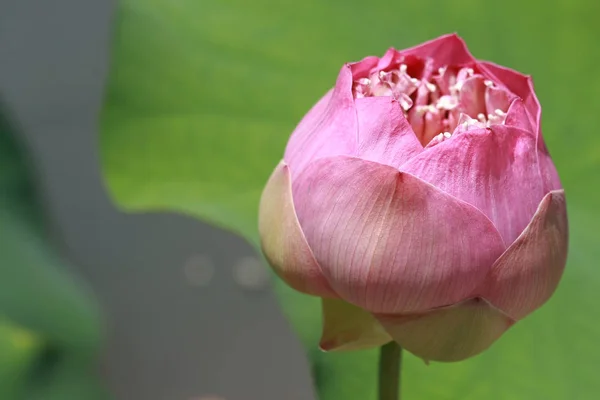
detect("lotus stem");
top-left (378, 341), bottom-right (402, 400)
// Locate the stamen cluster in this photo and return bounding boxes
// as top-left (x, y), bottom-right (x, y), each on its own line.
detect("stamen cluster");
top-left (353, 62), bottom-right (510, 145)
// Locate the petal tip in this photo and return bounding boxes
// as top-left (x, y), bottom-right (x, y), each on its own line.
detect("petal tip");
top-left (318, 340), bottom-right (334, 352)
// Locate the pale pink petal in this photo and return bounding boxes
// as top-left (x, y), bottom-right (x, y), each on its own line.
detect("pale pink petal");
top-left (458, 76), bottom-right (487, 118)
top-left (478, 190), bottom-right (568, 320)
top-left (284, 65), bottom-right (357, 179)
top-left (433, 66), bottom-right (457, 96)
top-left (478, 61), bottom-right (540, 131)
top-left (422, 107), bottom-right (444, 145)
top-left (292, 156), bottom-right (505, 314)
top-left (355, 96), bottom-right (423, 169)
top-left (258, 161), bottom-right (336, 297)
top-left (415, 56), bottom-right (436, 81)
top-left (319, 298), bottom-right (391, 351)
top-left (401, 125), bottom-right (546, 245)
top-left (485, 86), bottom-right (513, 117)
top-left (376, 298), bottom-right (514, 362)
top-left (401, 34), bottom-right (477, 69)
top-left (407, 82), bottom-right (430, 138)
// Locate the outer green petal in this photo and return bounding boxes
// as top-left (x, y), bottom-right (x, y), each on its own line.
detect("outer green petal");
top-left (259, 160), bottom-right (336, 297)
top-left (377, 299), bottom-right (514, 362)
top-left (319, 298), bottom-right (391, 352)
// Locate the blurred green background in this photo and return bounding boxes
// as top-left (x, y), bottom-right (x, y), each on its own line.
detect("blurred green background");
top-left (2, 0), bottom-right (600, 399)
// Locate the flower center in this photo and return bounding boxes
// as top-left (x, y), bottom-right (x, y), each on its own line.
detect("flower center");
top-left (352, 61), bottom-right (512, 146)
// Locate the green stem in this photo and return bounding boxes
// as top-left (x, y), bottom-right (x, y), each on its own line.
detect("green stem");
top-left (378, 342), bottom-right (402, 400)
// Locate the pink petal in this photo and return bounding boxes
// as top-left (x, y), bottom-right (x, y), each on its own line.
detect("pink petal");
top-left (284, 65), bottom-right (357, 179)
top-left (319, 298), bottom-right (391, 351)
top-left (504, 98), bottom-right (534, 132)
top-left (505, 95), bottom-right (562, 194)
top-left (375, 48), bottom-right (399, 71)
top-left (376, 298), bottom-right (514, 362)
top-left (477, 62), bottom-right (559, 192)
top-left (350, 56), bottom-right (380, 79)
top-left (292, 156), bottom-right (505, 314)
top-left (401, 125), bottom-right (546, 245)
top-left (401, 34), bottom-right (477, 69)
top-left (478, 190), bottom-right (568, 320)
top-left (536, 134), bottom-right (563, 193)
top-left (477, 61), bottom-right (540, 132)
top-left (355, 96), bottom-right (423, 169)
top-left (258, 161), bottom-right (337, 297)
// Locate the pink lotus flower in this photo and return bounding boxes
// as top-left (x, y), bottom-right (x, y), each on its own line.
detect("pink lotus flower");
top-left (258, 34), bottom-right (568, 362)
